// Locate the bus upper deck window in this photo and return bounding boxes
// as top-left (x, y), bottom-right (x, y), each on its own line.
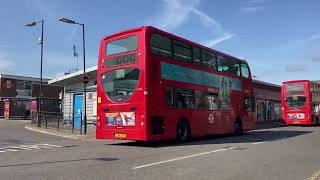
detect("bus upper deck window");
top-left (106, 36), bottom-right (138, 56)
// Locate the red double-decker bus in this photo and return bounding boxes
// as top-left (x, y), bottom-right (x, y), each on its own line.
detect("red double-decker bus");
top-left (96, 26), bottom-right (255, 142)
top-left (281, 80), bottom-right (320, 125)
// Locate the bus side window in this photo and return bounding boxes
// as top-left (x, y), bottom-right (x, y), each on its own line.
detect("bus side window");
top-left (150, 33), bottom-right (172, 58)
top-left (165, 87), bottom-right (174, 107)
top-left (204, 92), bottom-right (218, 110)
top-left (173, 40), bottom-right (192, 63)
top-left (202, 50), bottom-right (216, 70)
top-left (195, 90), bottom-right (205, 109)
top-left (217, 56), bottom-right (239, 76)
top-left (175, 88), bottom-right (194, 109)
top-left (193, 47), bottom-right (202, 65)
top-left (241, 63), bottom-right (250, 78)
top-left (217, 55), bottom-right (228, 72)
top-left (234, 64), bottom-right (241, 76)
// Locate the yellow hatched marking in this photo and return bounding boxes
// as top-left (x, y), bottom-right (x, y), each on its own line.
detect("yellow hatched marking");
top-left (307, 169), bottom-right (320, 180)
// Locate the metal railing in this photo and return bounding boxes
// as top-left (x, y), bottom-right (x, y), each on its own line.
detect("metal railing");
top-left (31, 111), bottom-right (95, 135)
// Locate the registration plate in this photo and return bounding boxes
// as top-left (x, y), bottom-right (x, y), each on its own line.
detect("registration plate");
top-left (114, 133), bottom-right (126, 139)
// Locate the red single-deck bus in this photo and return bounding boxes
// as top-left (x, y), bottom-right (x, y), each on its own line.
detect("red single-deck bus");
top-left (281, 80), bottom-right (320, 125)
top-left (96, 26), bottom-right (255, 142)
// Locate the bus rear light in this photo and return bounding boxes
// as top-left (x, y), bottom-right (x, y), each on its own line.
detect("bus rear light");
top-left (281, 107), bottom-right (284, 110)
top-left (98, 97), bottom-right (101, 104)
top-left (96, 116), bottom-right (101, 126)
top-left (141, 122), bottom-right (144, 126)
top-left (144, 91), bottom-right (148, 95)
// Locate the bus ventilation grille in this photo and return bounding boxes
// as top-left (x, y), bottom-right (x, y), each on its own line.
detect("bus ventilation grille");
top-left (151, 116), bottom-right (164, 135)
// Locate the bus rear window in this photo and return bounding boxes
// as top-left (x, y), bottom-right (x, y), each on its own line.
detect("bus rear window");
top-left (106, 36), bottom-right (138, 55)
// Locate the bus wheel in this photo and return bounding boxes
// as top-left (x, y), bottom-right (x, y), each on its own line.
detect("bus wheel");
top-left (176, 120), bottom-right (191, 142)
top-left (234, 120), bottom-right (243, 136)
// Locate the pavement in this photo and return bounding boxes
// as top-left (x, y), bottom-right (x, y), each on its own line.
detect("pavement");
top-left (0, 119), bottom-right (320, 180)
top-left (25, 123), bottom-right (96, 140)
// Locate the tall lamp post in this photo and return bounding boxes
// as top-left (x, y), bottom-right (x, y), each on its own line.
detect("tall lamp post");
top-left (59, 17), bottom-right (87, 134)
top-left (26, 19), bottom-right (44, 126)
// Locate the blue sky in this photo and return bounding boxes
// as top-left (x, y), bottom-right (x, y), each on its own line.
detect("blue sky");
top-left (0, 0), bottom-right (319, 85)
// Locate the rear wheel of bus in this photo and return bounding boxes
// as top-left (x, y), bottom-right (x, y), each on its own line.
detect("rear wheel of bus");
top-left (176, 119), bottom-right (191, 142)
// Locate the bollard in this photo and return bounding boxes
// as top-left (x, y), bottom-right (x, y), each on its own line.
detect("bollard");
top-left (45, 113), bottom-right (48, 129)
top-left (57, 114), bottom-right (60, 131)
top-left (72, 113), bottom-right (74, 133)
top-left (80, 113), bottom-right (83, 135)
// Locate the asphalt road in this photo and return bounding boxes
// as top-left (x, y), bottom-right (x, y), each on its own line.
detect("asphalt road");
top-left (0, 120), bottom-right (320, 180)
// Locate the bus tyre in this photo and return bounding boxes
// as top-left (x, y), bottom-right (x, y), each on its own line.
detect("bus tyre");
top-left (234, 120), bottom-right (243, 136)
top-left (176, 120), bottom-right (191, 142)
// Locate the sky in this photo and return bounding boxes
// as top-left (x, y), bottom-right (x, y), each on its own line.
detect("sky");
top-left (0, 0), bottom-right (319, 85)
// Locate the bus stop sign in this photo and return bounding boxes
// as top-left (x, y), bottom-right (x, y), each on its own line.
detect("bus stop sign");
top-left (82, 75), bottom-right (89, 84)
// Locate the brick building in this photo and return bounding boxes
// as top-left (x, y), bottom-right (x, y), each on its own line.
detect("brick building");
top-left (253, 80), bottom-right (282, 123)
top-left (0, 74), bottom-right (63, 119)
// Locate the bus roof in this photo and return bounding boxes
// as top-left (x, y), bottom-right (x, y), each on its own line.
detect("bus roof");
top-left (282, 80), bottom-right (310, 84)
top-left (102, 26), bottom-right (247, 64)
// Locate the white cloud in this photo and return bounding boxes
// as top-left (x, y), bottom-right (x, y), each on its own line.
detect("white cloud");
top-left (149, 0), bottom-right (234, 46)
top-left (241, 6), bottom-right (265, 13)
top-left (0, 52), bottom-right (14, 73)
top-left (241, 0), bottom-right (267, 13)
top-left (248, 0), bottom-right (266, 4)
top-left (153, 0), bottom-right (199, 31)
top-left (205, 33), bottom-right (236, 47)
top-left (191, 8), bottom-right (222, 30)
top-left (285, 64), bottom-right (306, 72)
top-left (307, 34), bottom-right (320, 41)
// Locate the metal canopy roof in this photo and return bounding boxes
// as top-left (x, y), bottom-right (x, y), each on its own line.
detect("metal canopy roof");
top-left (48, 66), bottom-right (97, 86)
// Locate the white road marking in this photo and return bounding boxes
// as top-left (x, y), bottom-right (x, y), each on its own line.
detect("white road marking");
top-left (5, 149), bottom-right (18, 152)
top-left (0, 151), bottom-right (6, 153)
top-left (0, 143), bottom-right (62, 153)
top-left (251, 142), bottom-right (266, 145)
top-left (7, 146), bottom-right (32, 150)
top-left (40, 144), bottom-right (62, 148)
top-left (270, 137), bottom-right (287, 142)
top-left (251, 137), bottom-right (288, 145)
top-left (132, 147), bottom-right (236, 170)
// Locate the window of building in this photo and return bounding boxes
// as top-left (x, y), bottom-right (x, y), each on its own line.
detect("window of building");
top-left (88, 93), bottom-right (93, 100)
top-left (173, 40), bottom-right (192, 63)
top-left (241, 63), bottom-right (250, 78)
top-left (150, 33), bottom-right (172, 58)
top-left (165, 87), bottom-right (174, 107)
top-left (193, 47), bottom-right (201, 65)
top-left (175, 88), bottom-right (194, 109)
top-left (202, 50), bottom-right (216, 69)
top-left (244, 97), bottom-right (254, 111)
top-left (204, 92), bottom-right (218, 110)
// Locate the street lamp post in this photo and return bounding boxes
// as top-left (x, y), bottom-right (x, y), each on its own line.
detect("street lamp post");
top-left (25, 19), bottom-right (44, 127)
top-left (59, 18), bottom-right (87, 134)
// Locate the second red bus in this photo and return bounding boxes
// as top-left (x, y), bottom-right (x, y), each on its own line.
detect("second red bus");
top-left (281, 80), bottom-right (320, 125)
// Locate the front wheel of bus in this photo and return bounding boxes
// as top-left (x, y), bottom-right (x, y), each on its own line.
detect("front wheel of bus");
top-left (176, 120), bottom-right (191, 142)
top-left (234, 120), bottom-right (243, 136)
